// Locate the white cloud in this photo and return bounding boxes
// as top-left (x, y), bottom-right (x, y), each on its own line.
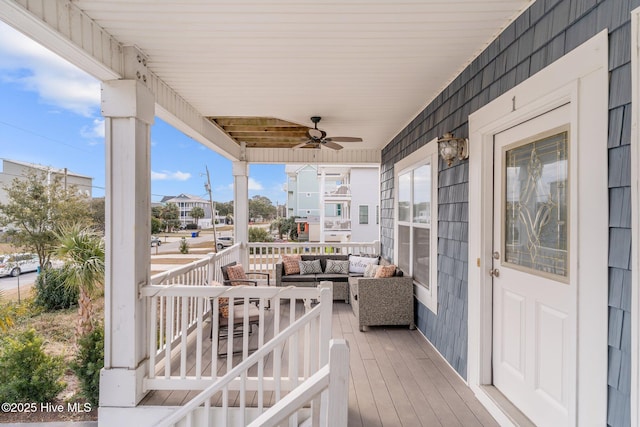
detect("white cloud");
top-left (80, 118), bottom-right (105, 139)
top-left (0, 23), bottom-right (100, 117)
top-left (152, 170), bottom-right (192, 181)
top-left (249, 178), bottom-right (264, 190)
top-left (226, 177), bottom-right (264, 191)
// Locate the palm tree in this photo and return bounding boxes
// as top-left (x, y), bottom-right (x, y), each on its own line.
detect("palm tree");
top-left (190, 206), bottom-right (205, 227)
top-left (56, 225), bottom-right (105, 337)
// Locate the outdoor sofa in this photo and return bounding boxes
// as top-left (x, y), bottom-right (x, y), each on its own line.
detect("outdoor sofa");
top-left (275, 254), bottom-right (380, 302)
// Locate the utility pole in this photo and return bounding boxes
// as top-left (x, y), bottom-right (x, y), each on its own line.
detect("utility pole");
top-left (204, 165), bottom-right (218, 251)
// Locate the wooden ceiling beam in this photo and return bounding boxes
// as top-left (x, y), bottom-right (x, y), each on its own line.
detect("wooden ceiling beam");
top-left (223, 126), bottom-right (308, 133)
top-left (210, 117), bottom-right (303, 127)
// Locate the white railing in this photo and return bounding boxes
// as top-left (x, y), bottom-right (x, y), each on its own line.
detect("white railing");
top-left (248, 240), bottom-right (380, 276)
top-left (248, 339), bottom-right (349, 427)
top-left (147, 244), bottom-right (242, 368)
top-left (141, 284), bottom-right (330, 392)
top-left (324, 218), bottom-right (351, 231)
top-left (149, 287), bottom-right (335, 427)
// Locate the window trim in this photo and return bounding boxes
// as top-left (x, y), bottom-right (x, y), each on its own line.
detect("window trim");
top-left (394, 139), bottom-right (439, 314)
top-left (359, 205), bottom-right (369, 224)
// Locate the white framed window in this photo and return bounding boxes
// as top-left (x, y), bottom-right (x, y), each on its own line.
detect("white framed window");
top-left (359, 205), bottom-right (369, 224)
top-left (394, 139), bottom-right (438, 314)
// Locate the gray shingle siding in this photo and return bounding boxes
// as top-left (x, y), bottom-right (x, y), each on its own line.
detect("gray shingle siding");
top-left (380, 0), bottom-right (634, 425)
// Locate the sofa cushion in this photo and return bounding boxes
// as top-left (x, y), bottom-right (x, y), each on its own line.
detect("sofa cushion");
top-left (363, 263), bottom-right (380, 278)
top-left (299, 259), bottom-right (322, 274)
top-left (375, 264), bottom-right (396, 278)
top-left (349, 254), bottom-right (379, 274)
top-left (315, 273), bottom-right (349, 282)
top-left (282, 254), bottom-right (301, 275)
top-left (280, 274), bottom-right (318, 283)
top-left (325, 259), bottom-right (349, 274)
top-left (301, 254), bottom-right (349, 271)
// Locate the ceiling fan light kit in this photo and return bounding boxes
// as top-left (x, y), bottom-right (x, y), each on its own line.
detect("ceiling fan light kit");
top-left (294, 116), bottom-right (363, 150)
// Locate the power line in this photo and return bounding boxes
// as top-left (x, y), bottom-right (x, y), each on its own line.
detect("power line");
top-left (0, 119), bottom-right (98, 155)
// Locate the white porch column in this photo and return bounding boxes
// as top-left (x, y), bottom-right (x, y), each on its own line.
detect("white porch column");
top-left (233, 161), bottom-right (250, 267)
top-left (100, 77), bottom-right (154, 407)
top-left (319, 169), bottom-right (326, 243)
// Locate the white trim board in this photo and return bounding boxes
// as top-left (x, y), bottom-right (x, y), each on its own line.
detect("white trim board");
top-left (468, 30), bottom-right (608, 425)
top-left (630, 7), bottom-right (640, 427)
top-left (393, 138), bottom-right (439, 314)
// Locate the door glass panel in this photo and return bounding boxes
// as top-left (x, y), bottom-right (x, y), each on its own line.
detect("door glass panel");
top-left (504, 132), bottom-right (568, 277)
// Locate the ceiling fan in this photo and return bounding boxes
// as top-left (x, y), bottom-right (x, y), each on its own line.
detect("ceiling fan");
top-left (293, 116), bottom-right (363, 150)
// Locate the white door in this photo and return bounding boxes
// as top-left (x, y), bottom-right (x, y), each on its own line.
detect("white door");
top-left (492, 104), bottom-right (576, 426)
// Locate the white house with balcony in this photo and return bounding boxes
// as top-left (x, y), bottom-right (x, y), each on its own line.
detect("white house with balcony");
top-left (285, 165), bottom-right (380, 243)
top-left (3, 1), bottom-right (640, 426)
top-left (160, 193), bottom-right (213, 228)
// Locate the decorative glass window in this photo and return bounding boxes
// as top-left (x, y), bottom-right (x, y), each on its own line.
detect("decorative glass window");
top-left (395, 140), bottom-right (439, 313)
top-left (359, 205), bottom-right (369, 224)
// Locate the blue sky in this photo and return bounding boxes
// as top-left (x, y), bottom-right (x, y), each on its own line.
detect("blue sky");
top-left (0, 22), bottom-right (287, 205)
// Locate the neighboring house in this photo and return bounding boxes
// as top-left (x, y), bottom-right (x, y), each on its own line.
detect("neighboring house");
top-left (160, 193), bottom-right (213, 228)
top-left (0, 158), bottom-right (92, 205)
top-left (285, 165), bottom-right (380, 243)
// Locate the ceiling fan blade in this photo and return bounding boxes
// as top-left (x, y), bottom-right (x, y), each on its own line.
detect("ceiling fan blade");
top-left (293, 141), bottom-right (311, 149)
top-left (324, 136), bottom-right (363, 143)
top-left (323, 141), bottom-right (344, 150)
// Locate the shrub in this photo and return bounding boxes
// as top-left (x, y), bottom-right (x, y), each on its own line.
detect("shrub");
top-left (33, 268), bottom-right (79, 311)
top-left (71, 325), bottom-right (104, 406)
top-left (0, 329), bottom-right (65, 403)
top-left (185, 223), bottom-right (198, 230)
top-left (179, 237), bottom-right (189, 254)
top-left (248, 227), bottom-right (273, 243)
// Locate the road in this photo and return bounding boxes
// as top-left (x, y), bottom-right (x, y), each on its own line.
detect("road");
top-left (0, 271), bottom-right (37, 293)
top-left (0, 232), bottom-right (234, 293)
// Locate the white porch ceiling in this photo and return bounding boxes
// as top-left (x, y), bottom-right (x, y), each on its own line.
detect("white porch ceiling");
top-left (8, 0), bottom-right (533, 157)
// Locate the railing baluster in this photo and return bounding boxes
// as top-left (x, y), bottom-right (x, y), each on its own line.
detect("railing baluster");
top-left (181, 296), bottom-right (188, 378)
top-left (195, 297), bottom-right (203, 379)
top-left (227, 296), bottom-right (234, 372)
top-left (149, 296), bottom-right (157, 379)
top-left (165, 296), bottom-right (173, 378)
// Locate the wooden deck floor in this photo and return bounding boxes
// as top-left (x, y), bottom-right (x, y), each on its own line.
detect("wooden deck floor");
top-left (142, 301), bottom-right (498, 426)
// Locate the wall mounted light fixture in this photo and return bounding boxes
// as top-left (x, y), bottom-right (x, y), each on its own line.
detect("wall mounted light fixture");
top-left (437, 132), bottom-right (468, 166)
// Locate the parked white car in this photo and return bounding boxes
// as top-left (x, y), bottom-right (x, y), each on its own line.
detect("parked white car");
top-left (0, 253), bottom-right (40, 277)
top-left (216, 236), bottom-right (234, 250)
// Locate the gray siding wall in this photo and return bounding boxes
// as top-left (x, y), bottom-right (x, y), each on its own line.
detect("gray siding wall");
top-left (380, 0), bottom-right (635, 425)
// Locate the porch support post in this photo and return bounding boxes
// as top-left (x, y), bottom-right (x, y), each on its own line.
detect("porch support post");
top-left (319, 169), bottom-right (326, 243)
top-left (233, 161), bottom-right (250, 267)
top-left (99, 75), bottom-right (154, 406)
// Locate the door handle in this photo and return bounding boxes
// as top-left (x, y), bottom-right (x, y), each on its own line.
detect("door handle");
top-left (489, 268), bottom-right (500, 278)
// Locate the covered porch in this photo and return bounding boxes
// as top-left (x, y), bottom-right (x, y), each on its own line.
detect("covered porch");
top-left (2, 0), bottom-right (629, 426)
top-left (141, 299), bottom-right (498, 427)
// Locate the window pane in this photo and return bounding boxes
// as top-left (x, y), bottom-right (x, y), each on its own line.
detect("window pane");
top-left (413, 227), bottom-right (430, 289)
top-left (359, 205), bottom-right (368, 224)
top-left (398, 172), bottom-right (411, 222)
top-left (398, 225), bottom-right (410, 275)
top-left (505, 132), bottom-right (568, 277)
top-left (413, 164), bottom-right (431, 224)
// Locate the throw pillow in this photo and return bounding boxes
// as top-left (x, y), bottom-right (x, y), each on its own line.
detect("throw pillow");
top-left (226, 264), bottom-right (247, 286)
top-left (325, 259), bottom-right (349, 274)
top-left (299, 259), bottom-right (322, 275)
top-left (349, 254), bottom-right (379, 274)
top-left (363, 263), bottom-right (381, 278)
top-left (282, 254), bottom-right (301, 275)
top-left (374, 264), bottom-right (396, 278)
